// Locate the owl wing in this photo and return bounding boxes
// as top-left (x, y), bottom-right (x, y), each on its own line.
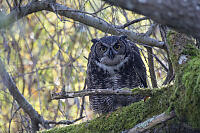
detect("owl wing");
top-left (130, 42), bottom-right (148, 88)
top-left (86, 43), bottom-right (97, 90)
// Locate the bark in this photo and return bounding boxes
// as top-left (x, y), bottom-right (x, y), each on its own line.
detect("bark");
top-left (103, 0), bottom-right (200, 39)
top-left (51, 88), bottom-right (151, 100)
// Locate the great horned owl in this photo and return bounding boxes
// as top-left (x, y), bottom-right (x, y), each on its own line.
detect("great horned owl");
top-left (86, 35), bottom-right (147, 114)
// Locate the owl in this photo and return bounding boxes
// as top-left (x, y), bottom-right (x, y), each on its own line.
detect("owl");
top-left (86, 35), bottom-right (147, 114)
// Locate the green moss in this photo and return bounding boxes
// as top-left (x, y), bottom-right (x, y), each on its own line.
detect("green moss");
top-left (166, 31), bottom-right (200, 129)
top-left (42, 86), bottom-right (172, 133)
top-left (167, 31), bottom-right (200, 128)
top-left (182, 44), bottom-right (199, 56)
top-left (172, 55), bottom-right (200, 129)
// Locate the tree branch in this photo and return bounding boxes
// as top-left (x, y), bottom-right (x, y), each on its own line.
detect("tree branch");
top-left (118, 16), bottom-right (148, 29)
top-left (145, 23), bottom-right (158, 88)
top-left (0, 58), bottom-right (50, 132)
top-left (102, 0), bottom-right (200, 39)
top-left (51, 88), bottom-right (152, 100)
top-left (146, 47), bottom-right (158, 88)
top-left (0, 0), bottom-right (165, 49)
top-left (128, 111), bottom-right (176, 133)
top-left (48, 116), bottom-right (84, 125)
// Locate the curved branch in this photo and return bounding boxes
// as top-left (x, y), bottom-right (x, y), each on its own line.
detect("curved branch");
top-left (0, 58), bottom-right (50, 132)
top-left (0, 0), bottom-right (164, 49)
top-left (103, 0), bottom-right (200, 39)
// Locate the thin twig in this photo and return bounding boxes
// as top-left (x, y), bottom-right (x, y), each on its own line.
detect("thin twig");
top-left (159, 25), bottom-right (174, 85)
top-left (48, 116), bottom-right (85, 125)
top-left (9, 106), bottom-right (21, 133)
top-left (145, 23), bottom-right (158, 88)
top-left (154, 55), bottom-right (168, 72)
top-left (6, 0), bottom-right (12, 10)
top-left (128, 111), bottom-right (176, 133)
top-left (118, 17), bottom-right (148, 29)
top-left (145, 23), bottom-right (157, 36)
top-left (80, 80), bottom-right (87, 118)
top-left (146, 47), bottom-right (158, 88)
top-left (93, 5), bottom-right (112, 14)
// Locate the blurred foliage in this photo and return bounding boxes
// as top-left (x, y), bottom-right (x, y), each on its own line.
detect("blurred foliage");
top-left (0, 0), bottom-right (168, 132)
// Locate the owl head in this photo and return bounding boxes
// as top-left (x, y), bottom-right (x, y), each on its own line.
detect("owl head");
top-left (91, 35), bottom-right (131, 69)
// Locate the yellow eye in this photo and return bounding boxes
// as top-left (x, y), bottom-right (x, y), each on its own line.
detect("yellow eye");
top-left (114, 44), bottom-right (121, 50)
top-left (100, 46), bottom-right (107, 52)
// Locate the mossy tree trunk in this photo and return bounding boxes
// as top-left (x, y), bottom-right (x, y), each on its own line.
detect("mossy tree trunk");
top-left (42, 32), bottom-right (200, 133)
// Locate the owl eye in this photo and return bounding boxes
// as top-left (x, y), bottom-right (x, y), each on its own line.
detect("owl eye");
top-left (113, 44), bottom-right (121, 50)
top-left (100, 45), bottom-right (107, 52)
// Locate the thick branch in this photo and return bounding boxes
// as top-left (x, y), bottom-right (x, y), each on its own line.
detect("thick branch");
top-left (128, 111), bottom-right (176, 133)
top-left (0, 0), bottom-right (164, 49)
top-left (103, 0), bottom-right (200, 39)
top-left (51, 89), bottom-right (152, 100)
top-left (0, 58), bottom-right (50, 131)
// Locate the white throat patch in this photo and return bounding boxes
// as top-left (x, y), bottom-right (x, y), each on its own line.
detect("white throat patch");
top-left (95, 57), bottom-right (129, 74)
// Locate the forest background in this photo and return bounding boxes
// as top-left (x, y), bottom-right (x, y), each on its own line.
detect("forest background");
top-left (0, 0), bottom-right (199, 132)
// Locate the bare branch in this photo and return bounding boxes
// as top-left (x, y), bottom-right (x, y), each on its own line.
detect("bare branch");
top-left (0, 0), bottom-right (165, 49)
top-left (51, 88), bottom-right (152, 100)
top-left (6, 0), bottom-right (12, 10)
top-left (145, 23), bottom-right (158, 88)
top-left (80, 80), bottom-right (87, 118)
top-left (9, 106), bottom-right (21, 133)
top-left (159, 25), bottom-right (174, 85)
top-left (48, 116), bottom-right (84, 125)
top-left (146, 47), bottom-right (158, 88)
top-left (128, 111), bottom-right (176, 133)
top-left (0, 58), bottom-right (50, 132)
top-left (92, 5), bottom-right (112, 14)
top-left (102, 0), bottom-right (200, 39)
top-left (118, 17), bottom-right (148, 29)
top-left (154, 55), bottom-right (168, 72)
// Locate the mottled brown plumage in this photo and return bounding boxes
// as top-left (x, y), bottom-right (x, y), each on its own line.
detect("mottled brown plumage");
top-left (86, 35), bottom-right (147, 114)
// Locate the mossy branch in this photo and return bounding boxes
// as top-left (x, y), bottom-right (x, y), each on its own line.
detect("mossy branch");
top-left (129, 111), bottom-right (176, 133)
top-left (51, 88), bottom-right (152, 100)
top-left (42, 86), bottom-right (173, 133)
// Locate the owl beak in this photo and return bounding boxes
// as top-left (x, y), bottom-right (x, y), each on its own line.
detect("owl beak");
top-left (108, 49), bottom-right (115, 59)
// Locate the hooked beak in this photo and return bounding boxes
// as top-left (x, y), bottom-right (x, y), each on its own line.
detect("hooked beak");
top-left (108, 49), bottom-right (115, 59)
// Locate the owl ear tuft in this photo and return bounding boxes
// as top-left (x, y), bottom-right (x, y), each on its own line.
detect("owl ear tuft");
top-left (120, 35), bottom-right (127, 40)
top-left (91, 39), bottom-right (99, 44)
